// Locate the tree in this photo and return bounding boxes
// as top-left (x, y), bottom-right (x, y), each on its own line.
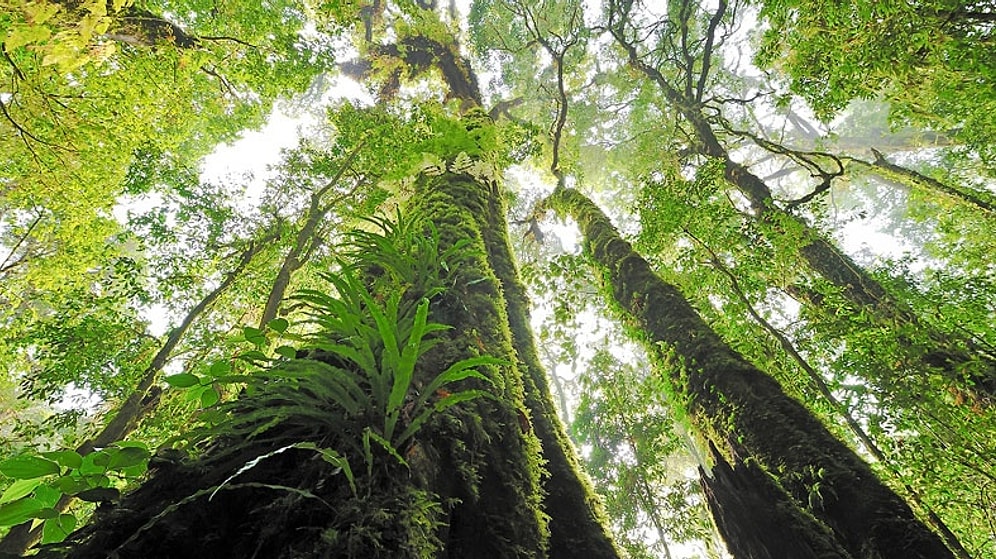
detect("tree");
top-left (1, 0), bottom-right (993, 557)
top-left (543, 184), bottom-right (952, 558)
top-left (754, 0), bottom-right (996, 166)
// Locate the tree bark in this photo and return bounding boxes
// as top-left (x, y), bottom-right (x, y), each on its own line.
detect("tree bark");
top-left (544, 185), bottom-right (955, 559)
top-left (610, 19), bottom-right (996, 400)
top-left (472, 172), bottom-right (621, 558)
top-left (54, 164), bottom-right (619, 558)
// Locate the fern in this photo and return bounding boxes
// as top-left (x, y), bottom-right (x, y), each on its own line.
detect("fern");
top-left (195, 212), bottom-right (501, 486)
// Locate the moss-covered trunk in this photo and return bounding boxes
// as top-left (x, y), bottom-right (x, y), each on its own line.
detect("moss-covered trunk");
top-left (55, 167), bottom-right (617, 558)
top-left (618, 38), bottom-right (995, 398)
top-left (406, 169), bottom-right (620, 558)
top-left (702, 120), bottom-right (996, 400)
top-left (544, 185), bottom-right (955, 559)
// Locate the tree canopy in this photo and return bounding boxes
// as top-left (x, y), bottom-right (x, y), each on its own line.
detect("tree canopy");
top-left (1, 0), bottom-right (994, 557)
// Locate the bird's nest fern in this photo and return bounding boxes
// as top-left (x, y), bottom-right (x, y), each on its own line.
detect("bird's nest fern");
top-left (190, 211), bottom-right (501, 491)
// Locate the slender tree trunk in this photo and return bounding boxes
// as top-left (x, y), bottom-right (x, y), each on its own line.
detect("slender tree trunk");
top-left (544, 185), bottom-right (956, 559)
top-left (257, 141), bottom-right (367, 329)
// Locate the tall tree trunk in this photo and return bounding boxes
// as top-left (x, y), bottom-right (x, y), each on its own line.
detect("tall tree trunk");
top-left (471, 171), bottom-right (621, 558)
top-left (367, 20), bottom-right (620, 553)
top-left (543, 185), bottom-right (956, 559)
top-left (57, 161), bottom-right (618, 557)
top-left (611, 23), bottom-right (996, 400)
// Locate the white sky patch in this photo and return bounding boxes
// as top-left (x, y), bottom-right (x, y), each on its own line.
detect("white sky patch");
top-left (199, 104), bottom-right (313, 208)
top-left (200, 75), bottom-right (373, 210)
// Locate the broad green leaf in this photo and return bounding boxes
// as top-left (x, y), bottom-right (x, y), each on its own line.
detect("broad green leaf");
top-left (0, 479), bottom-right (43, 505)
top-left (78, 453), bottom-right (108, 475)
top-left (243, 326), bottom-right (267, 347)
top-left (41, 450), bottom-right (83, 470)
top-left (389, 298), bottom-right (431, 417)
top-left (164, 373), bottom-right (200, 388)
top-left (52, 475), bottom-right (90, 495)
top-left (209, 361), bottom-right (232, 376)
top-left (200, 387), bottom-right (220, 407)
top-left (267, 318), bottom-right (289, 333)
top-left (0, 498), bottom-right (45, 526)
top-left (35, 507), bottom-right (60, 519)
top-left (33, 484), bottom-right (62, 508)
top-left (0, 456), bottom-right (61, 480)
top-left (106, 446), bottom-right (150, 470)
top-left (237, 350), bottom-right (270, 364)
top-left (41, 513), bottom-right (77, 545)
top-left (274, 345), bottom-right (297, 359)
top-left (420, 356), bottom-right (503, 408)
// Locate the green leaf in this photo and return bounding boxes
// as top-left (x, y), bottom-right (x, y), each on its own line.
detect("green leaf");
top-left (3, 24), bottom-right (52, 50)
top-left (243, 326), bottom-right (267, 347)
top-left (274, 345), bottom-right (297, 359)
top-left (0, 479), bottom-right (43, 505)
top-left (106, 446), bottom-right (150, 470)
top-left (164, 373), bottom-right (200, 388)
top-left (209, 361), bottom-right (232, 376)
top-left (24, 1), bottom-right (62, 24)
top-left (292, 442), bottom-right (356, 495)
top-left (237, 350), bottom-right (270, 364)
top-left (267, 318), bottom-right (289, 333)
top-left (385, 298), bottom-right (431, 439)
top-left (0, 456), bottom-right (61, 480)
top-left (200, 387), bottom-right (220, 407)
top-left (363, 428), bottom-right (408, 473)
top-left (52, 475), bottom-right (90, 495)
top-left (34, 507), bottom-right (60, 519)
top-left (0, 498), bottom-right (45, 526)
top-left (78, 453), bottom-right (108, 475)
top-left (41, 513), bottom-right (77, 545)
top-left (397, 389), bottom-right (495, 445)
top-left (419, 356), bottom-right (503, 409)
top-left (41, 450), bottom-right (83, 470)
top-left (33, 484), bottom-right (62, 508)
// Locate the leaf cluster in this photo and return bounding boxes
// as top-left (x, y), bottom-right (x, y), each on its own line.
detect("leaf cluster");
top-left (174, 212), bottom-right (502, 495)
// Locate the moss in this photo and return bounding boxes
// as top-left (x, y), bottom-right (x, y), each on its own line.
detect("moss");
top-left (475, 175), bottom-right (622, 558)
top-left (405, 170), bottom-right (549, 558)
top-left (545, 186), bottom-right (955, 559)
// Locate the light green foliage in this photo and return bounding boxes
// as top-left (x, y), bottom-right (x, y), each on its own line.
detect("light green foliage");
top-left (0, 0), bottom-right (342, 330)
top-left (0, 441), bottom-right (150, 542)
top-left (755, 0), bottom-right (996, 163)
top-left (0, 0), bottom-right (993, 555)
top-left (572, 349), bottom-right (719, 559)
top-left (1, 0), bottom-right (134, 71)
